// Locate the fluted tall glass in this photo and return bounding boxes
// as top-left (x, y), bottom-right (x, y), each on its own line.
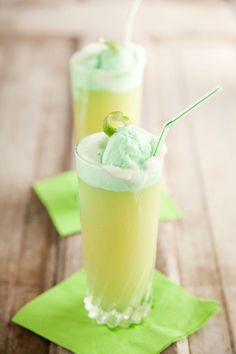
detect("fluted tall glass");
top-left (76, 145), bottom-right (164, 328)
top-left (70, 45), bottom-right (145, 142)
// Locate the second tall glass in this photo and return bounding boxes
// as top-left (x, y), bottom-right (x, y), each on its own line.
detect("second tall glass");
top-left (70, 43), bottom-right (146, 142)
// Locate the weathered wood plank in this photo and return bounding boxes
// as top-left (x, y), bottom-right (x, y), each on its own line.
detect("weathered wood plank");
top-left (0, 38), bottom-right (74, 354)
top-left (0, 0), bottom-right (236, 352)
top-left (142, 39), bottom-right (190, 354)
top-left (149, 41), bottom-right (234, 354)
top-left (0, 2), bottom-right (236, 41)
top-left (178, 42), bottom-right (236, 353)
top-left (0, 0), bottom-right (77, 4)
top-left (48, 39), bottom-right (85, 354)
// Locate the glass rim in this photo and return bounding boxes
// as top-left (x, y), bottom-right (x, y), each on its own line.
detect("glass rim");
top-left (75, 134), bottom-right (166, 192)
top-left (75, 136), bottom-right (167, 170)
top-left (75, 141), bottom-right (99, 169)
top-left (70, 58), bottom-right (146, 77)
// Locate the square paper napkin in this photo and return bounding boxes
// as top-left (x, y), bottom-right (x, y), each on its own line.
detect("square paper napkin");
top-left (33, 171), bottom-right (81, 236)
top-left (33, 171), bottom-right (181, 237)
top-left (13, 269), bottom-right (218, 354)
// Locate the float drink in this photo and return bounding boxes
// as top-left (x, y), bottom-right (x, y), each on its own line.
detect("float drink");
top-left (76, 125), bottom-right (165, 327)
top-left (70, 43), bottom-right (145, 141)
top-left (78, 179), bottom-right (160, 311)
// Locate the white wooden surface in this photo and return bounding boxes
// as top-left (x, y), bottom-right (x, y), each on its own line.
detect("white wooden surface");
top-left (0, 1), bottom-right (235, 353)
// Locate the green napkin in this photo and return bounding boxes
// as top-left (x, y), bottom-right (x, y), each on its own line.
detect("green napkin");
top-left (160, 191), bottom-right (181, 221)
top-left (13, 269), bottom-right (218, 354)
top-left (33, 171), bottom-right (81, 236)
top-left (33, 171), bottom-right (181, 237)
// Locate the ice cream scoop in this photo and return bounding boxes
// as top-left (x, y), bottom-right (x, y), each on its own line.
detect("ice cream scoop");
top-left (101, 125), bottom-right (157, 169)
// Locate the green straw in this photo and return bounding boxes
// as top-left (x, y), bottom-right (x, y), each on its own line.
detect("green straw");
top-left (152, 85), bottom-right (222, 156)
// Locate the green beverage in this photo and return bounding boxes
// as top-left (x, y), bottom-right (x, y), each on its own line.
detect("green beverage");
top-left (70, 42), bottom-right (145, 142)
top-left (76, 116), bottom-right (166, 328)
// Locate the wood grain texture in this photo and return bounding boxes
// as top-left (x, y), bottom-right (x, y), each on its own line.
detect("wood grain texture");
top-left (143, 38), bottom-right (235, 354)
top-left (148, 41), bottom-right (234, 354)
top-left (0, 38), bottom-right (75, 354)
top-left (179, 43), bottom-right (236, 353)
top-left (1, 2), bottom-right (236, 41)
top-left (0, 1), bottom-right (236, 353)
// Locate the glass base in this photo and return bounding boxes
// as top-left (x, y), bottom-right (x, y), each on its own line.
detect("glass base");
top-left (84, 296), bottom-right (151, 328)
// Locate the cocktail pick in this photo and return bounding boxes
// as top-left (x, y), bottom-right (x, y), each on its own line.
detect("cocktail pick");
top-left (123, 0), bottom-right (143, 46)
top-left (152, 85), bottom-right (222, 157)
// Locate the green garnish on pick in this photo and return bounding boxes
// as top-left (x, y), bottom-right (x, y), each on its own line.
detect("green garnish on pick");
top-left (98, 38), bottom-right (120, 51)
top-left (103, 111), bottom-right (130, 136)
top-left (105, 40), bottom-right (120, 51)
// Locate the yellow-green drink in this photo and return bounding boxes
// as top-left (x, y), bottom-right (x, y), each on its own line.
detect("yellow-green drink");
top-left (70, 42), bottom-right (145, 142)
top-left (76, 124), bottom-right (165, 328)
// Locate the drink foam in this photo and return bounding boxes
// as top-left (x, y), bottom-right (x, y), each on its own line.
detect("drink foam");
top-left (70, 42), bottom-right (146, 94)
top-left (76, 129), bottom-right (166, 192)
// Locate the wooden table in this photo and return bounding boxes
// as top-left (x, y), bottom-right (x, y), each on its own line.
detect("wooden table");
top-left (0, 1), bottom-right (236, 353)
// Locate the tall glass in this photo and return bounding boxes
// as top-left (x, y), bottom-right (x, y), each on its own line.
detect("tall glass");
top-left (70, 44), bottom-right (145, 142)
top-left (76, 136), bottom-right (164, 328)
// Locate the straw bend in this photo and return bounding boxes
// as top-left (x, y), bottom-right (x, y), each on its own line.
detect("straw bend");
top-left (152, 85), bottom-right (222, 156)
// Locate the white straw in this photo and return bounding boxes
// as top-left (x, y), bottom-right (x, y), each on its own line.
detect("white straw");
top-left (123, 0), bottom-right (143, 46)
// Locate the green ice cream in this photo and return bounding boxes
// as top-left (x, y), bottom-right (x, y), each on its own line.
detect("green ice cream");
top-left (79, 42), bottom-right (139, 72)
top-left (100, 125), bottom-right (157, 169)
top-left (97, 45), bottom-right (136, 71)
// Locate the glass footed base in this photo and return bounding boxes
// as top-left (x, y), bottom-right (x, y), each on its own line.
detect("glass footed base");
top-left (84, 296), bottom-right (151, 328)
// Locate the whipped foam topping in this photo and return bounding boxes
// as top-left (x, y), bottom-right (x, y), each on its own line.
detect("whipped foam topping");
top-left (76, 126), bottom-right (166, 192)
top-left (70, 42), bottom-right (146, 94)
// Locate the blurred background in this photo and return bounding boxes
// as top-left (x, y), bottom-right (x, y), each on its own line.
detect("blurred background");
top-left (0, 0), bottom-right (236, 353)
